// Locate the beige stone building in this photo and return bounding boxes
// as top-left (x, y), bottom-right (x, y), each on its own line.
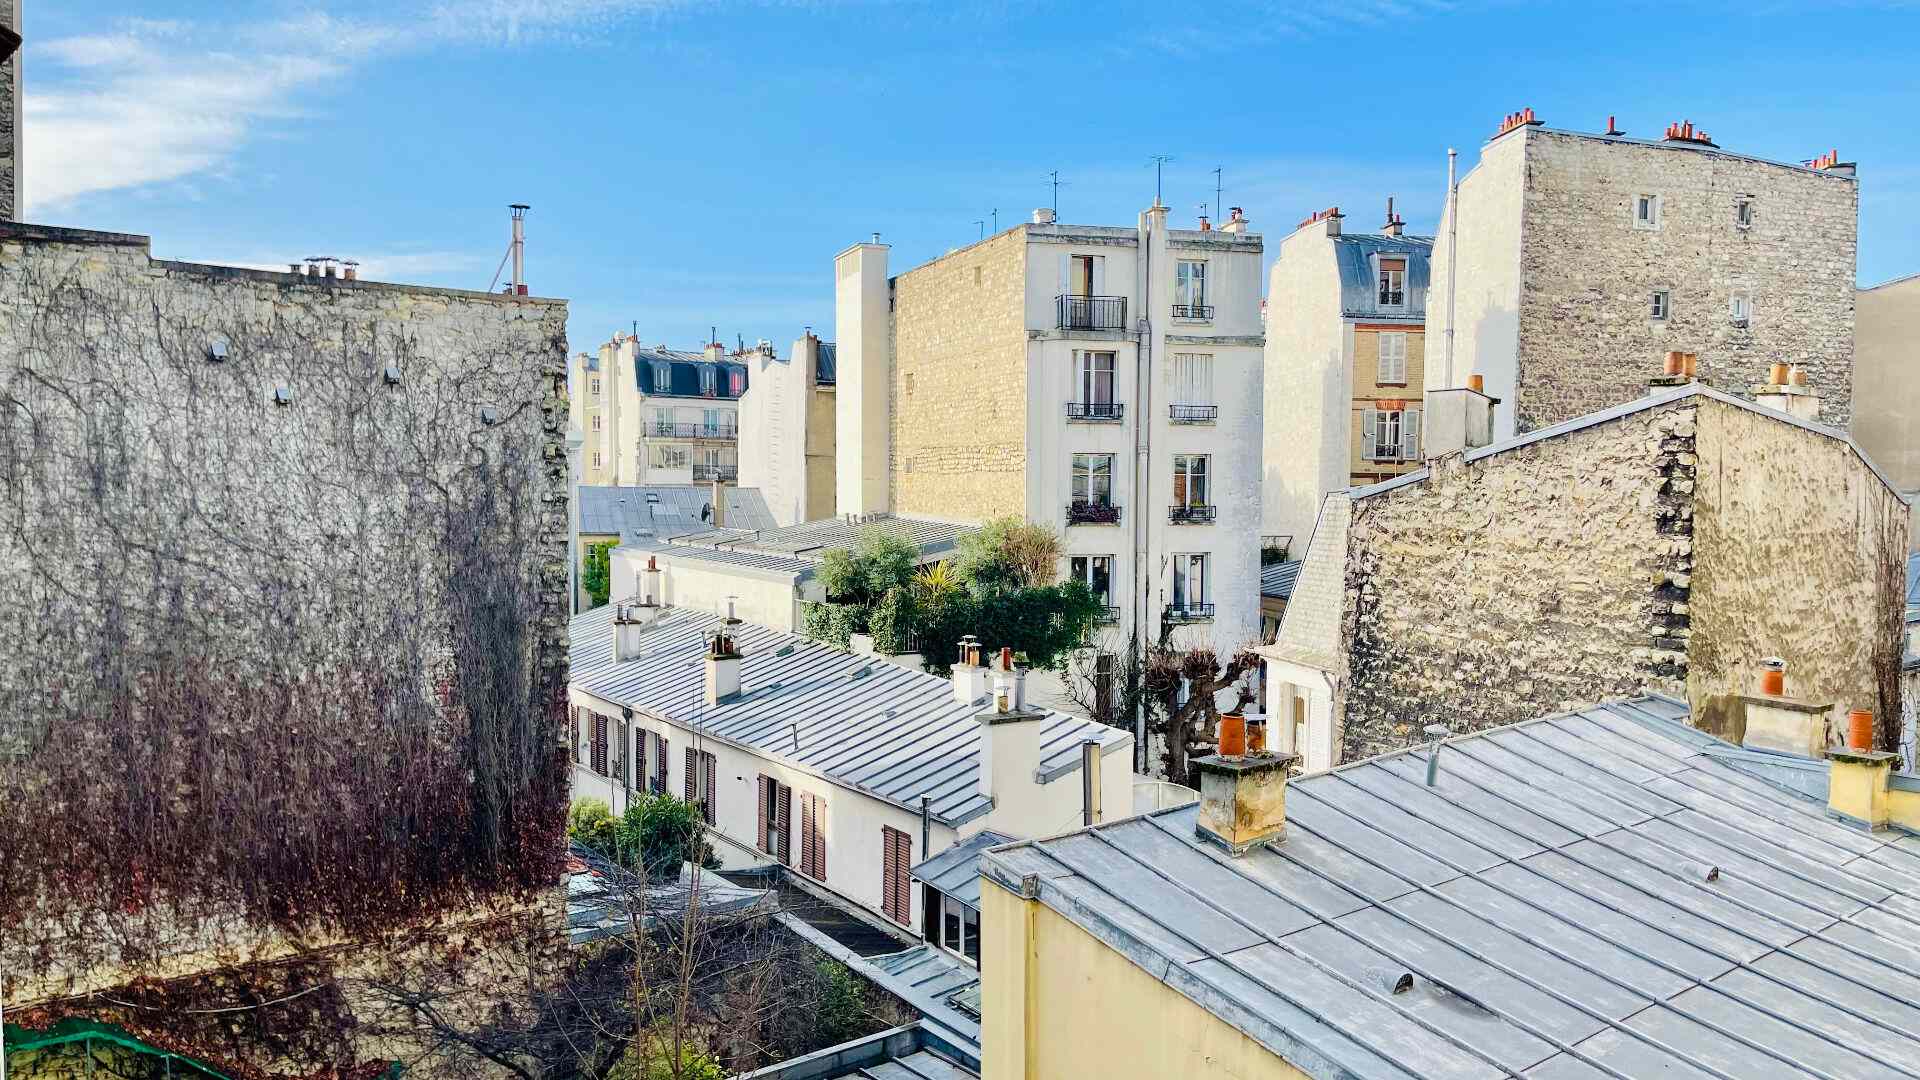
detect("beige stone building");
top-left (1261, 373), bottom-right (1909, 770)
top-left (1261, 200), bottom-right (1432, 551)
top-left (836, 206), bottom-right (1267, 662)
top-left (738, 331), bottom-right (837, 526)
top-left (1425, 114), bottom-right (1859, 438)
top-left (1855, 271), bottom-right (1920, 548)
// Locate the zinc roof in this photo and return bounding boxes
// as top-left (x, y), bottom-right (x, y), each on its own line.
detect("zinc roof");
top-left (910, 830), bottom-right (1014, 909)
top-left (983, 694), bottom-right (1920, 1080)
top-left (577, 484), bottom-right (778, 541)
top-left (569, 604), bottom-right (1127, 826)
top-left (1261, 560), bottom-right (1303, 601)
top-left (668, 513), bottom-right (977, 564)
top-left (1333, 233), bottom-right (1433, 320)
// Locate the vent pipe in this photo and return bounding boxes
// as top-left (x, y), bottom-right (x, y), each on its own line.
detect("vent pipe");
top-left (509, 204), bottom-right (530, 296)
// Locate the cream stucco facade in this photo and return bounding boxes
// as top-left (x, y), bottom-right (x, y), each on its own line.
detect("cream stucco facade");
top-left (1855, 272), bottom-right (1920, 549)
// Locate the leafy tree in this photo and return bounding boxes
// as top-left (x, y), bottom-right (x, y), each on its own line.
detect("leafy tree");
top-left (568, 797), bottom-right (619, 856)
top-left (814, 960), bottom-right (869, 1048)
top-left (951, 517), bottom-right (1063, 594)
top-left (583, 541), bottom-right (616, 608)
top-left (608, 1031), bottom-right (727, 1080)
top-left (616, 794), bottom-right (720, 880)
top-left (815, 528), bottom-right (917, 607)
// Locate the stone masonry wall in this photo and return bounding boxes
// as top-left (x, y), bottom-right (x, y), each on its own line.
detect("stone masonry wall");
top-left (1, 0), bottom-right (18, 220)
top-left (0, 223), bottom-right (572, 1072)
top-left (1516, 129), bottom-right (1858, 431)
top-left (1689, 397), bottom-right (1908, 745)
top-left (1338, 403), bottom-right (1692, 761)
top-left (891, 228), bottom-right (1028, 520)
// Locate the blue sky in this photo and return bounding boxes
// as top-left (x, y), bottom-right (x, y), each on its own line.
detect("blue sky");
top-left (25, 1), bottom-right (1920, 354)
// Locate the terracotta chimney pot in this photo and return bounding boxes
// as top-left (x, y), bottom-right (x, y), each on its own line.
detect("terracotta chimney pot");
top-left (1664, 352), bottom-right (1684, 376)
top-left (1769, 361), bottom-right (1790, 386)
top-left (1849, 710), bottom-right (1875, 752)
top-left (1467, 373), bottom-right (1485, 394)
top-left (1219, 713), bottom-right (1248, 758)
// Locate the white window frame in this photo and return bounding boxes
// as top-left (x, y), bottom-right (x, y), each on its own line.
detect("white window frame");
top-left (700, 366), bottom-right (717, 395)
top-left (653, 364), bottom-right (672, 393)
top-left (1377, 258), bottom-right (1407, 309)
top-left (1076, 351), bottom-right (1116, 405)
top-left (1172, 454), bottom-right (1210, 508)
top-left (1069, 554), bottom-right (1114, 604)
top-left (590, 376), bottom-right (602, 395)
top-left (1650, 291), bottom-right (1670, 320)
top-left (1172, 553), bottom-right (1209, 609)
top-left (652, 445), bottom-right (689, 469)
top-left (1363, 407), bottom-right (1421, 463)
top-left (1730, 293), bottom-right (1752, 327)
top-left (591, 451), bottom-right (603, 468)
top-left (1634, 194), bottom-right (1662, 230)
top-left (1377, 332), bottom-right (1408, 385)
top-left (1072, 453), bottom-right (1114, 506)
top-left (1170, 353), bottom-right (1214, 407)
top-left (590, 413), bottom-right (602, 431)
top-left (1175, 260), bottom-right (1208, 314)
top-left (1734, 197), bottom-right (1754, 229)
top-left (1370, 409), bottom-right (1402, 461)
top-left (939, 893), bottom-right (980, 967)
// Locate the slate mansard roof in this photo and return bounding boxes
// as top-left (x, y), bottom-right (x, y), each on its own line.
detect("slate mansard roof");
top-left (634, 346), bottom-right (750, 401)
top-left (569, 604), bottom-right (1127, 826)
top-left (984, 694), bottom-right (1920, 1080)
top-left (1333, 232), bottom-right (1432, 321)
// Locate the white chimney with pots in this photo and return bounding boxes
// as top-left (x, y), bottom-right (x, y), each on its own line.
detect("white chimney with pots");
top-left (1753, 365), bottom-right (1821, 423)
top-left (976, 647), bottom-right (1045, 809)
top-left (704, 599), bottom-right (745, 707)
top-left (1423, 379), bottom-right (1498, 461)
top-left (1742, 657), bottom-right (1834, 758)
top-left (951, 635), bottom-right (990, 704)
top-left (1220, 206), bottom-right (1251, 235)
top-left (613, 601), bottom-right (652, 662)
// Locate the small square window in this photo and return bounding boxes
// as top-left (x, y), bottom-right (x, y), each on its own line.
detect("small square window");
top-left (1634, 195), bottom-right (1661, 230)
top-left (1650, 291), bottom-right (1670, 320)
top-left (1734, 198), bottom-right (1754, 229)
top-left (1730, 294), bottom-right (1752, 326)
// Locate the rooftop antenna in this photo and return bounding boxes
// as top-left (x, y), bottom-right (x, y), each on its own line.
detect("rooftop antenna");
top-left (1047, 170), bottom-right (1068, 215)
top-left (992, 208), bottom-right (999, 234)
top-left (1213, 166), bottom-right (1224, 223)
top-left (1148, 155), bottom-right (1175, 207)
top-left (974, 219), bottom-right (985, 241)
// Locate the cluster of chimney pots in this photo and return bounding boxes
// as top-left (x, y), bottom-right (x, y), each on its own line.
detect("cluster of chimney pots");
top-left (1759, 658), bottom-right (1876, 752)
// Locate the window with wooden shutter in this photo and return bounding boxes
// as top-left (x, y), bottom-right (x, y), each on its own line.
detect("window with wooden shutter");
top-left (776, 783), bottom-right (793, 865)
top-left (1401, 407), bottom-right (1422, 462)
top-left (800, 792), bottom-right (826, 881)
top-left (757, 775), bottom-right (771, 853)
top-left (592, 714), bottom-right (609, 776)
top-left (571, 706), bottom-right (582, 764)
top-left (633, 728), bottom-right (646, 792)
top-left (881, 825), bottom-right (913, 925)
top-left (705, 753), bottom-right (718, 825)
top-left (654, 734), bottom-right (668, 792)
top-left (685, 746), bottom-right (697, 803)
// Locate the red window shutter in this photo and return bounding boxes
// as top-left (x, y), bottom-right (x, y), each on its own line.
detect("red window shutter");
top-left (757, 775), bottom-right (770, 853)
top-left (778, 783), bottom-right (794, 866)
top-left (706, 754), bottom-right (718, 825)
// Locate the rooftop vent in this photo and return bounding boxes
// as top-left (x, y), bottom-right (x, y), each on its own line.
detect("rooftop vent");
top-left (383, 365), bottom-right (402, 386)
top-left (480, 407), bottom-right (501, 426)
top-left (272, 387), bottom-right (294, 406)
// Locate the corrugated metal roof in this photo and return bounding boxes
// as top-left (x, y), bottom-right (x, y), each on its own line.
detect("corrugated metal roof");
top-left (577, 484), bottom-right (778, 541)
top-left (629, 540), bottom-right (815, 578)
top-left (669, 514), bottom-right (977, 564)
top-left (1260, 560), bottom-right (1302, 601)
top-left (867, 945), bottom-right (983, 1042)
top-left (910, 830), bottom-right (1014, 909)
top-left (984, 694), bottom-right (1920, 1080)
top-left (570, 604), bottom-right (1127, 826)
top-left (1332, 233), bottom-right (1433, 321)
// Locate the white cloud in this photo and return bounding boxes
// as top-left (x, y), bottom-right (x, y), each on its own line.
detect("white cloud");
top-left (20, 2), bottom-right (684, 215)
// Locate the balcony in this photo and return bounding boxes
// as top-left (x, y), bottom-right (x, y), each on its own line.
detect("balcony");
top-left (1094, 605), bottom-right (1121, 624)
top-left (1056, 295), bottom-right (1128, 331)
top-left (1168, 504), bottom-right (1217, 525)
top-left (649, 421), bottom-right (739, 440)
top-left (1171, 303), bottom-right (1214, 320)
top-left (1065, 401), bottom-right (1124, 423)
top-left (1169, 405), bottom-right (1217, 424)
top-left (691, 464), bottom-right (739, 482)
top-left (1065, 501), bottom-right (1121, 526)
top-left (1164, 602), bottom-right (1215, 623)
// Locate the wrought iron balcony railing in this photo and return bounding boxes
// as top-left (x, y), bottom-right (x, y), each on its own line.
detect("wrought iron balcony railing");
top-left (1169, 405), bottom-right (1217, 424)
top-left (1171, 303), bottom-right (1214, 320)
top-left (649, 422), bottom-right (739, 440)
top-left (1065, 501), bottom-right (1121, 526)
top-left (1168, 504), bottom-right (1217, 525)
top-left (1094, 605), bottom-right (1121, 624)
top-left (1065, 401), bottom-right (1124, 422)
top-left (1055, 295), bottom-right (1128, 331)
top-left (691, 464), bottom-right (739, 482)
top-left (1164, 602), bottom-right (1216, 623)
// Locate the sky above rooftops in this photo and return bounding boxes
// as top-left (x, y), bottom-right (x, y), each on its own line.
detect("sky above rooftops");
top-left (25, 1), bottom-right (1920, 354)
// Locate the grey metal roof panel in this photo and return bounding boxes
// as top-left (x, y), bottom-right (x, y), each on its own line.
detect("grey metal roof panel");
top-left (672, 514), bottom-right (978, 564)
top-left (981, 694), bottom-right (1920, 1080)
top-left (909, 830), bottom-right (1013, 908)
top-left (865, 945), bottom-right (982, 1041)
top-left (577, 484), bottom-right (778, 540)
top-left (1260, 559), bottom-right (1302, 600)
top-left (637, 540), bottom-right (814, 577)
top-left (569, 604), bottom-right (1126, 826)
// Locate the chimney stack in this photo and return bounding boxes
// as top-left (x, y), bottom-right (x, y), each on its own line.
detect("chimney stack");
top-left (1753, 363), bottom-right (1821, 422)
top-left (704, 599), bottom-right (745, 707)
top-left (975, 646), bottom-right (1045, 805)
top-left (710, 480), bottom-right (728, 528)
top-left (1193, 734), bottom-right (1299, 855)
top-left (1741, 657), bottom-right (1835, 759)
top-left (951, 635), bottom-right (989, 704)
top-left (1381, 196), bottom-right (1404, 237)
top-left (509, 204), bottom-right (530, 295)
top-left (1032, 207), bottom-right (1057, 225)
top-left (1421, 379), bottom-right (1498, 460)
top-left (1649, 351), bottom-right (1702, 393)
top-left (1220, 207), bottom-right (1250, 235)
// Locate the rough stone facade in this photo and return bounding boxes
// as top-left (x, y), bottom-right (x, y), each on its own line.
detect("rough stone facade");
top-left (1429, 125), bottom-right (1859, 436)
top-left (890, 228), bottom-right (1028, 519)
top-left (0, 222), bottom-right (572, 1074)
top-left (1, 0), bottom-right (18, 220)
top-left (1331, 390), bottom-right (1904, 763)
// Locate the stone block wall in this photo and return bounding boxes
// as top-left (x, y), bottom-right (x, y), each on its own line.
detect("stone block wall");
top-left (891, 228), bottom-right (1028, 520)
top-left (1, 0), bottom-right (18, 220)
top-left (0, 223), bottom-right (572, 1066)
top-left (1338, 403), bottom-right (1690, 761)
top-left (1515, 129), bottom-right (1858, 431)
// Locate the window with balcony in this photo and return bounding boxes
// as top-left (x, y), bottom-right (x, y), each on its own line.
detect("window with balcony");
top-left (1169, 353), bottom-right (1216, 423)
top-left (1169, 553), bottom-right (1211, 620)
top-left (1069, 254), bottom-right (1097, 297)
top-left (1069, 454), bottom-right (1117, 524)
top-left (1378, 257), bottom-right (1407, 308)
top-left (1171, 455), bottom-right (1214, 524)
top-left (1377, 332), bottom-right (1408, 385)
top-left (1068, 351), bottom-right (1121, 421)
top-left (1175, 260), bottom-right (1211, 319)
top-left (653, 407), bottom-right (676, 437)
top-left (1363, 406), bottom-right (1421, 462)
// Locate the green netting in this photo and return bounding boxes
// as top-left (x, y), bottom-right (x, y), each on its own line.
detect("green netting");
top-left (3, 1018), bottom-right (238, 1079)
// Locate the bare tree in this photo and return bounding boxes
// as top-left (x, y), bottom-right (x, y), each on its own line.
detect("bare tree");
top-left (1067, 625), bottom-right (1262, 788)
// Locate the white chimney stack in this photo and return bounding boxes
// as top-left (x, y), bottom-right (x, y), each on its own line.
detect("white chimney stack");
top-left (1423, 376), bottom-right (1498, 461)
top-left (976, 647), bottom-right (1044, 805)
top-left (1220, 206), bottom-right (1251, 235)
top-left (704, 599), bottom-right (744, 708)
top-left (951, 635), bottom-right (989, 704)
top-left (1032, 207), bottom-right (1057, 225)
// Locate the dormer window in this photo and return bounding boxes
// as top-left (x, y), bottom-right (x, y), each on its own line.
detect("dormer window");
top-left (728, 369), bottom-right (745, 396)
top-left (652, 363), bottom-right (671, 393)
top-left (700, 367), bottom-right (717, 395)
top-left (1377, 257), bottom-right (1406, 308)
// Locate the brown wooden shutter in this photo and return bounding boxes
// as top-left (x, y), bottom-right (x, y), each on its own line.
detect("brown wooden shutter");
top-left (592, 714), bottom-right (609, 776)
top-left (655, 735), bottom-right (668, 791)
top-left (705, 754), bottom-right (718, 825)
top-left (777, 783), bottom-right (793, 866)
top-left (685, 746), bottom-right (697, 803)
top-left (633, 728), bottom-right (646, 791)
top-left (800, 793), bottom-right (823, 880)
top-left (881, 825), bottom-right (912, 925)
top-left (757, 776), bottom-right (771, 853)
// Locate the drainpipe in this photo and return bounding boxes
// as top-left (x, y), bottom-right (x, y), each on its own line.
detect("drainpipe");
top-left (920, 794), bottom-right (931, 857)
top-left (1131, 208), bottom-right (1158, 773)
top-left (1444, 148), bottom-right (1459, 388)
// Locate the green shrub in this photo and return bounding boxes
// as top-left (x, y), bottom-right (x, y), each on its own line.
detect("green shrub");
top-left (816, 528), bottom-right (917, 607)
top-left (607, 1033), bottom-right (727, 1080)
top-left (815, 959), bottom-right (869, 1048)
top-left (567, 797), bottom-right (618, 855)
top-left (615, 793), bottom-right (719, 879)
top-left (868, 586), bottom-right (919, 655)
top-left (583, 541), bottom-right (616, 608)
top-left (802, 601), bottom-right (862, 650)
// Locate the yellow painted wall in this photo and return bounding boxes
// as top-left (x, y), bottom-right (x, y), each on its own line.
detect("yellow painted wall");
top-left (980, 880), bottom-right (1309, 1080)
top-left (891, 229), bottom-right (1030, 519)
top-left (1346, 327), bottom-right (1426, 485)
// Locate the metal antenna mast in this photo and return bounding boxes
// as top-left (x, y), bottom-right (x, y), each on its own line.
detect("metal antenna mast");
top-left (1047, 170), bottom-right (1069, 215)
top-left (974, 219), bottom-right (985, 241)
top-left (1213, 167), bottom-right (1224, 222)
top-left (1148, 155), bottom-right (1174, 207)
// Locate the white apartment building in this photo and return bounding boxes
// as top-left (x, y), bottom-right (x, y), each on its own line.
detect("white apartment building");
top-left (737, 332), bottom-right (837, 527)
top-left (835, 205), bottom-right (1265, 659)
top-left (569, 334), bottom-right (752, 487)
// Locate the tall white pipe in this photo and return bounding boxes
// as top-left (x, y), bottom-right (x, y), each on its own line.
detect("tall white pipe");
top-left (509, 203), bottom-right (529, 294)
top-left (1444, 150), bottom-right (1458, 387)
